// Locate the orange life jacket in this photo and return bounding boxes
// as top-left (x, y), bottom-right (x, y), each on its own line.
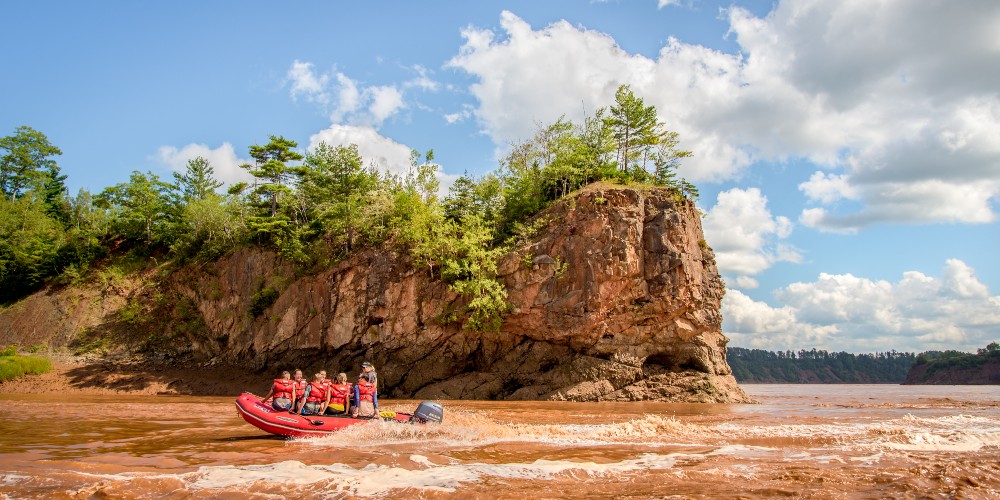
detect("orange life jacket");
top-left (306, 381), bottom-right (328, 403)
top-left (330, 383), bottom-right (352, 406)
top-left (357, 380), bottom-right (376, 402)
top-left (272, 379), bottom-right (294, 400)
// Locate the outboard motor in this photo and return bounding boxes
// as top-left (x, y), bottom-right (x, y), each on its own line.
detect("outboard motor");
top-left (411, 401), bottom-right (444, 424)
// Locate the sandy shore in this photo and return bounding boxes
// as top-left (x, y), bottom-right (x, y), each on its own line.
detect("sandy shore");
top-left (0, 356), bottom-right (265, 396)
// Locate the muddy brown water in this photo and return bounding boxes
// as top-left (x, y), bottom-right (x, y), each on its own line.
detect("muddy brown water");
top-left (1, 385), bottom-right (997, 498)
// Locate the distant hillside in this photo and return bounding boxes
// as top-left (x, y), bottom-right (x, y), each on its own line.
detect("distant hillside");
top-left (728, 347), bottom-right (916, 384)
top-left (903, 343), bottom-right (1000, 385)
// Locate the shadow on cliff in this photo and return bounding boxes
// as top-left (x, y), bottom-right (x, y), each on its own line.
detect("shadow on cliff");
top-left (63, 362), bottom-right (262, 396)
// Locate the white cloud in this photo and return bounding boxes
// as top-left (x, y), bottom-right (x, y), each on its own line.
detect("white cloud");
top-left (332, 73), bottom-right (362, 123)
top-left (657, 0), bottom-right (680, 7)
top-left (285, 61), bottom-right (411, 127)
top-left (702, 188), bottom-right (801, 289)
top-left (367, 86), bottom-right (405, 124)
top-left (403, 65), bottom-right (439, 92)
top-left (444, 104), bottom-right (475, 124)
top-left (723, 259), bottom-right (1000, 352)
top-left (287, 60), bottom-right (331, 105)
top-left (447, 4), bottom-right (1000, 227)
top-left (153, 142), bottom-right (252, 187)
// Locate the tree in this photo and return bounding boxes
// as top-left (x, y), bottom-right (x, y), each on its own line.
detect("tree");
top-left (301, 142), bottom-right (377, 253)
top-left (0, 194), bottom-right (65, 302)
top-left (0, 126), bottom-right (63, 201)
top-left (173, 156), bottom-right (223, 201)
top-left (96, 171), bottom-right (176, 245)
top-left (604, 85), bottom-right (693, 187)
top-left (242, 135), bottom-right (303, 217)
top-left (605, 85), bottom-right (659, 172)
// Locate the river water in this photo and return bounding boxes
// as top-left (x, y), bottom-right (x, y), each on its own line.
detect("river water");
top-left (0, 385), bottom-right (997, 498)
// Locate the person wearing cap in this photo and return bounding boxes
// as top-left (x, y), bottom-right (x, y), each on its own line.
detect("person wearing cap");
top-left (351, 371), bottom-right (378, 418)
top-left (361, 361), bottom-right (378, 390)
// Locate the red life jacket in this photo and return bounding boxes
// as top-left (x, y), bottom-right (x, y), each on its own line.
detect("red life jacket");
top-left (293, 379), bottom-right (307, 393)
top-left (357, 380), bottom-right (376, 402)
top-left (272, 379), bottom-right (294, 400)
top-left (329, 383), bottom-right (351, 406)
top-left (306, 381), bottom-right (328, 403)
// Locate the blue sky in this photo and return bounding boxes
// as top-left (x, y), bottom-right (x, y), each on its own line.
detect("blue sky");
top-left (3, 1), bottom-right (998, 353)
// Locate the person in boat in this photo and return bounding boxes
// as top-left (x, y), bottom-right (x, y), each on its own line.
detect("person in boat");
top-left (299, 372), bottom-right (330, 416)
top-left (262, 370), bottom-right (296, 411)
top-left (361, 361), bottom-right (378, 389)
top-left (292, 369), bottom-right (307, 413)
top-left (351, 371), bottom-right (378, 418)
top-left (319, 370), bottom-right (332, 400)
top-left (324, 372), bottom-right (352, 415)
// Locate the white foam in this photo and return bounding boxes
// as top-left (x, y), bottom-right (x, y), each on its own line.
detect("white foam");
top-left (300, 411), bottom-right (710, 449)
top-left (883, 430), bottom-right (1000, 452)
top-left (181, 454), bottom-right (680, 496)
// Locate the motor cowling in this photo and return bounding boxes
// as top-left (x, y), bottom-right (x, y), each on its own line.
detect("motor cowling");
top-left (411, 401), bottom-right (444, 423)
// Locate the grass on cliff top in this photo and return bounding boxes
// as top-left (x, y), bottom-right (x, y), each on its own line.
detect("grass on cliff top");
top-left (0, 346), bottom-right (53, 382)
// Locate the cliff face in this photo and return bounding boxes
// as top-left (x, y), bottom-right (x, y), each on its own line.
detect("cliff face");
top-left (903, 361), bottom-right (1000, 385)
top-left (1, 186), bottom-right (751, 403)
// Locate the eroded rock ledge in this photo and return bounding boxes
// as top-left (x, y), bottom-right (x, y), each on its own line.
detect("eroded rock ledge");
top-left (172, 186), bottom-right (751, 403)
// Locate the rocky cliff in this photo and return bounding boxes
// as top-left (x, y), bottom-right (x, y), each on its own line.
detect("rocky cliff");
top-left (1, 186), bottom-right (751, 403)
top-left (903, 359), bottom-right (1000, 385)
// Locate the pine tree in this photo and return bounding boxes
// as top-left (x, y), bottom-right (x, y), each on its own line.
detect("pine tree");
top-left (173, 156), bottom-right (223, 201)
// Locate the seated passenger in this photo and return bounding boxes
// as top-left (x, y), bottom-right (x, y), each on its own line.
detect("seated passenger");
top-left (262, 371), bottom-right (295, 411)
top-left (324, 373), bottom-right (352, 415)
top-left (299, 373), bottom-right (330, 416)
top-left (292, 369), bottom-right (307, 413)
top-left (351, 372), bottom-right (378, 418)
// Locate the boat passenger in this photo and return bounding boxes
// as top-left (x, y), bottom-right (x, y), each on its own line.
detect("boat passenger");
top-left (262, 370), bottom-right (295, 411)
top-left (361, 361), bottom-right (378, 390)
top-left (299, 373), bottom-right (330, 416)
top-left (351, 372), bottom-right (378, 418)
top-left (319, 370), bottom-right (332, 398)
top-left (324, 372), bottom-right (352, 415)
top-left (292, 369), bottom-right (307, 412)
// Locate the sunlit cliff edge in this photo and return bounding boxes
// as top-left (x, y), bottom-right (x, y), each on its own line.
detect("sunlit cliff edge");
top-left (0, 186), bottom-right (752, 403)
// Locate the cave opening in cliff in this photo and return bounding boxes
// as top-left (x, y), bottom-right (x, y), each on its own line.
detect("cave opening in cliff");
top-left (643, 352), bottom-right (709, 374)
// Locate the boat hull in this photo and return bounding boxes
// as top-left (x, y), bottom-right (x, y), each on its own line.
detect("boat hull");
top-left (234, 392), bottom-right (414, 438)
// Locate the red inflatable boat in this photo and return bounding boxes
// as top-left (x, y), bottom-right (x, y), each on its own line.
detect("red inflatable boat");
top-left (234, 392), bottom-right (443, 438)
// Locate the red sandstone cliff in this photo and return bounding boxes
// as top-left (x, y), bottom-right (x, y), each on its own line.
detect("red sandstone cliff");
top-left (1, 186), bottom-right (751, 403)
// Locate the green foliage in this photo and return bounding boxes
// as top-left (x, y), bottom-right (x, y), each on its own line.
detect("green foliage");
top-left (0, 125), bottom-right (63, 201)
top-left (0, 194), bottom-right (65, 301)
top-left (728, 347), bottom-right (917, 383)
top-left (913, 343), bottom-right (1000, 375)
top-left (171, 193), bottom-right (248, 261)
top-left (0, 345), bottom-right (15, 356)
top-left (242, 135), bottom-right (304, 218)
top-left (0, 353), bottom-right (53, 382)
top-left (250, 286), bottom-right (280, 317)
top-left (300, 142), bottom-right (379, 254)
top-left (118, 299), bottom-right (144, 324)
top-left (173, 156), bottom-right (223, 201)
top-left (96, 170), bottom-right (177, 245)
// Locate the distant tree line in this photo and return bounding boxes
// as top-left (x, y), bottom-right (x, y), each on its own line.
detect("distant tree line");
top-left (911, 342), bottom-right (1000, 377)
top-left (727, 347), bottom-right (917, 383)
top-left (1, 85), bottom-right (696, 331)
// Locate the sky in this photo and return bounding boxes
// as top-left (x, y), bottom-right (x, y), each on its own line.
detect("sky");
top-left (3, 0), bottom-right (998, 354)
